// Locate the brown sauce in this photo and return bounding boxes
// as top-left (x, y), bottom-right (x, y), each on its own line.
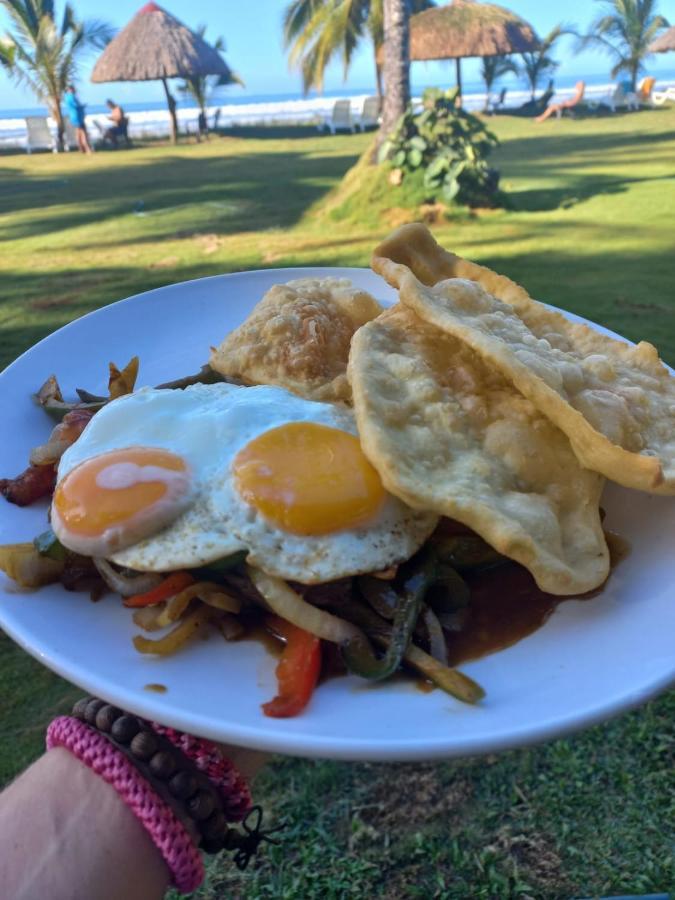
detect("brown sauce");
top-left (220, 529), bottom-right (630, 689)
top-left (144, 683), bottom-right (167, 693)
top-left (446, 531), bottom-right (631, 666)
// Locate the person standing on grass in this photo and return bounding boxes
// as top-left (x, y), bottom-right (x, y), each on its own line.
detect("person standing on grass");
top-left (64, 84), bottom-right (93, 154)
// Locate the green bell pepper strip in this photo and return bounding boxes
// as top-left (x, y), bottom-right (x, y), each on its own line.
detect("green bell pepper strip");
top-left (341, 549), bottom-right (437, 681)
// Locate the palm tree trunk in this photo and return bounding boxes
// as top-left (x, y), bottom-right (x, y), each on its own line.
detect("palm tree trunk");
top-left (629, 61), bottom-right (639, 92)
top-left (50, 98), bottom-right (65, 152)
top-left (162, 77), bottom-right (178, 144)
top-left (378, 0), bottom-right (410, 149)
top-left (482, 75), bottom-right (492, 113)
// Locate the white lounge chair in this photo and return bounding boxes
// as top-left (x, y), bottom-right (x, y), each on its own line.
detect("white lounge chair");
top-left (591, 83), bottom-right (639, 112)
top-left (24, 116), bottom-right (56, 154)
top-left (320, 99), bottom-right (355, 134)
top-left (653, 85), bottom-right (675, 105)
top-left (358, 96), bottom-right (381, 131)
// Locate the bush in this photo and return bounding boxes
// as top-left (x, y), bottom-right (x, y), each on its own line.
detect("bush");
top-left (379, 87), bottom-right (503, 208)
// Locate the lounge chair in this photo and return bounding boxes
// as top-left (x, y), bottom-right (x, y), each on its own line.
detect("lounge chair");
top-left (591, 82), bottom-right (639, 112)
top-left (535, 81), bottom-right (585, 123)
top-left (652, 85), bottom-right (675, 106)
top-left (24, 116), bottom-right (56, 154)
top-left (93, 115), bottom-right (132, 148)
top-left (486, 87), bottom-right (507, 114)
top-left (319, 99), bottom-right (355, 134)
top-left (358, 96), bottom-right (381, 131)
top-left (637, 76), bottom-right (656, 106)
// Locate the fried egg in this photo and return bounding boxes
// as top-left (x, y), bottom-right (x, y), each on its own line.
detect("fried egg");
top-left (53, 384), bottom-right (437, 582)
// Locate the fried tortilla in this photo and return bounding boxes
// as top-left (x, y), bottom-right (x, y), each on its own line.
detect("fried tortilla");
top-left (210, 277), bottom-right (382, 403)
top-left (373, 222), bottom-right (532, 310)
top-left (373, 226), bottom-right (675, 494)
top-left (348, 305), bottom-right (609, 595)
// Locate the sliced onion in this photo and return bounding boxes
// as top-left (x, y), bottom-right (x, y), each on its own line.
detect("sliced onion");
top-left (247, 566), bottom-right (363, 644)
top-left (93, 558), bottom-right (163, 598)
top-left (29, 440), bottom-right (71, 466)
top-left (422, 605), bottom-right (448, 665)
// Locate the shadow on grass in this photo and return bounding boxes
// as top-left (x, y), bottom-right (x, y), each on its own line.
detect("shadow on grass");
top-left (508, 172), bottom-right (675, 212)
top-left (491, 122), bottom-right (675, 211)
top-left (2, 240), bottom-right (674, 370)
top-left (0, 146), bottom-right (362, 241)
top-left (216, 125), bottom-right (330, 140)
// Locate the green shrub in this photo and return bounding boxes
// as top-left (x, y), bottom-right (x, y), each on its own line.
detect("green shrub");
top-left (379, 87), bottom-right (503, 207)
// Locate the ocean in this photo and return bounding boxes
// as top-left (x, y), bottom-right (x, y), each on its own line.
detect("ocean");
top-left (2, 71), bottom-right (674, 149)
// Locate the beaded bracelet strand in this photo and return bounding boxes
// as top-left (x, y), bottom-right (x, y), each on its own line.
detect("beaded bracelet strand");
top-left (47, 697), bottom-right (283, 893)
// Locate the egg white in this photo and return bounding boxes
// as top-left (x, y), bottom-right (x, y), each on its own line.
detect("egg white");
top-left (56, 383), bottom-right (438, 580)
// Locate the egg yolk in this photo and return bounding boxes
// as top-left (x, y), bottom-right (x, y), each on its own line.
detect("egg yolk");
top-left (52, 447), bottom-right (191, 556)
top-left (233, 422), bottom-right (386, 536)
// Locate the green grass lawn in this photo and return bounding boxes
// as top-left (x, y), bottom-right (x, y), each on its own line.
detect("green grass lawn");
top-left (1, 111), bottom-right (674, 899)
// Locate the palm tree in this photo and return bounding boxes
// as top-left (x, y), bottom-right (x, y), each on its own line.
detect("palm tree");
top-left (177, 24), bottom-right (243, 136)
top-left (519, 24), bottom-right (573, 100)
top-left (0, 0), bottom-right (112, 149)
top-left (378, 0), bottom-right (409, 149)
top-left (283, 0), bottom-right (432, 100)
top-left (580, 0), bottom-right (668, 90)
top-left (480, 54), bottom-right (518, 111)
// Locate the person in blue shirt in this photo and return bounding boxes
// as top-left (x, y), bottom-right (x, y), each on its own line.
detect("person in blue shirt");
top-left (63, 84), bottom-right (93, 153)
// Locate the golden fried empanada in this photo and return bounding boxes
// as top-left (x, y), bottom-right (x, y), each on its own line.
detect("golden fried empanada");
top-left (210, 277), bottom-right (382, 403)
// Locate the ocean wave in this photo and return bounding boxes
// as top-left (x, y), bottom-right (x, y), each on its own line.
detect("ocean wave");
top-left (0, 83), bottom-right (634, 148)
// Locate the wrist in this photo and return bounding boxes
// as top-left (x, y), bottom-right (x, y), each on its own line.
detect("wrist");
top-left (46, 697), bottom-right (271, 895)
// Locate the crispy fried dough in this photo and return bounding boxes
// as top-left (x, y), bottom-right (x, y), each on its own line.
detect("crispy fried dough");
top-left (209, 277), bottom-right (382, 403)
top-left (373, 222), bottom-right (532, 310)
top-left (373, 226), bottom-right (675, 494)
top-left (348, 305), bottom-right (609, 595)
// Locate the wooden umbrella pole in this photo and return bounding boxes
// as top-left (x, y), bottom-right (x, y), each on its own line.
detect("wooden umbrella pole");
top-left (455, 57), bottom-right (462, 98)
top-left (162, 77), bottom-right (178, 144)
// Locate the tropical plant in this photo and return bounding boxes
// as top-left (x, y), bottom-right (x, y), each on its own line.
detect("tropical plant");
top-left (379, 87), bottom-right (501, 207)
top-left (480, 54), bottom-right (518, 111)
top-left (519, 24), bottom-right (574, 99)
top-left (283, 0), bottom-right (433, 99)
top-left (0, 0), bottom-right (113, 149)
top-left (580, 0), bottom-right (668, 90)
top-left (177, 24), bottom-right (243, 134)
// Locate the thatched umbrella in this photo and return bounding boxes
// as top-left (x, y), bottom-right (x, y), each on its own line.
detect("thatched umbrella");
top-left (406, 0), bottom-right (539, 96)
top-left (649, 26), bottom-right (675, 54)
top-left (91, 2), bottom-right (236, 143)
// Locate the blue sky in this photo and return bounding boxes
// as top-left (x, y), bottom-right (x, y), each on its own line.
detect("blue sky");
top-left (1, 0), bottom-right (674, 109)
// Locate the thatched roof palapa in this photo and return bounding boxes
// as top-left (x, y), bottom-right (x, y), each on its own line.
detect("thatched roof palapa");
top-left (376, 0), bottom-right (538, 97)
top-left (92, 2), bottom-right (234, 82)
top-left (92, 2), bottom-right (237, 143)
top-left (408, 0), bottom-right (539, 61)
top-left (649, 26), bottom-right (675, 54)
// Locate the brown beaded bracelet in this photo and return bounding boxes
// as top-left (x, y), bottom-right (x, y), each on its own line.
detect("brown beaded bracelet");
top-left (71, 697), bottom-right (282, 867)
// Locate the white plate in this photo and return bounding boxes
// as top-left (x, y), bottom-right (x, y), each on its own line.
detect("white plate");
top-left (1, 268), bottom-right (674, 761)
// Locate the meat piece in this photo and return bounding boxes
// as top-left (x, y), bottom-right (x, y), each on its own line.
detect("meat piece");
top-left (0, 463), bottom-right (56, 506)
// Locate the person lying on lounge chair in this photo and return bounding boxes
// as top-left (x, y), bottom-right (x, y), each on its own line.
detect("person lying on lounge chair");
top-left (536, 81), bottom-right (585, 123)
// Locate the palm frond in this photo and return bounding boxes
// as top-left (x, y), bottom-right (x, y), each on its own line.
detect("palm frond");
top-left (580, 0), bottom-right (669, 85)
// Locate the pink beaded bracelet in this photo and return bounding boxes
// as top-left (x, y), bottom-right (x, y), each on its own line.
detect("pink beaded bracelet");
top-left (47, 716), bottom-right (204, 893)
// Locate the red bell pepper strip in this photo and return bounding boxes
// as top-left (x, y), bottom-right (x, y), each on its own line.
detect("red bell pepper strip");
top-left (262, 616), bottom-right (321, 718)
top-left (124, 571), bottom-right (194, 608)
